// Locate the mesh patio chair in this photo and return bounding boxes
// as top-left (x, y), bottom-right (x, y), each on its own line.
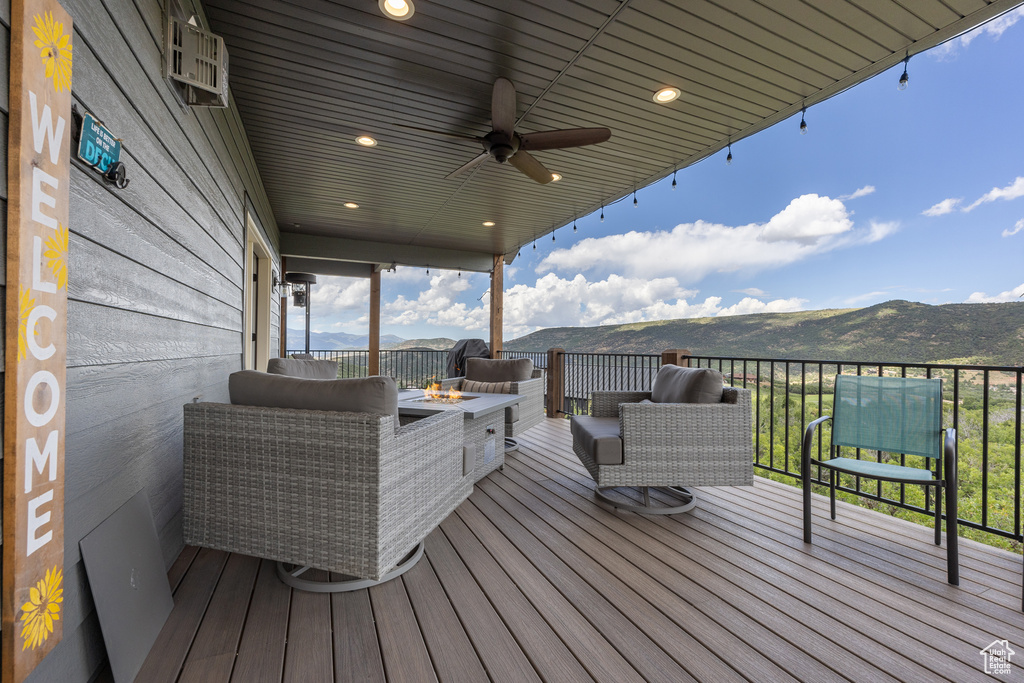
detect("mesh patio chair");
top-left (801, 375), bottom-right (959, 585)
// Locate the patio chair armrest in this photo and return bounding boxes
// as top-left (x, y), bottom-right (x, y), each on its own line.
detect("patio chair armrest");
top-left (801, 415), bottom-right (832, 480)
top-left (439, 377), bottom-right (463, 391)
top-left (591, 391), bottom-right (651, 418)
top-left (619, 396), bottom-right (750, 453)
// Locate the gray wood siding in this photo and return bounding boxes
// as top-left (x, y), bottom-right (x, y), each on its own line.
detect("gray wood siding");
top-left (0, 0), bottom-right (280, 681)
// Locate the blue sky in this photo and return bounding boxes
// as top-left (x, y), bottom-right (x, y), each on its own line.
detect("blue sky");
top-left (292, 10), bottom-right (1024, 343)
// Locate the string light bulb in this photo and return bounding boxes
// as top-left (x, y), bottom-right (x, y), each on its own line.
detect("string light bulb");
top-left (799, 105), bottom-right (807, 135)
top-left (573, 217), bottom-right (577, 233)
top-left (600, 204), bottom-right (604, 222)
top-left (552, 230), bottom-right (556, 242)
top-left (633, 189), bottom-right (638, 207)
top-left (898, 52), bottom-right (910, 90)
top-left (533, 240), bottom-right (536, 250)
top-left (726, 140), bottom-right (733, 165)
top-left (672, 169), bottom-right (677, 190)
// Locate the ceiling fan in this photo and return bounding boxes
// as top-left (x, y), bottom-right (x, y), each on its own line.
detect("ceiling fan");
top-left (419, 78), bottom-right (611, 184)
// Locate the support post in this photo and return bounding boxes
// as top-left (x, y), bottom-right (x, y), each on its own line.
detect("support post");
top-left (546, 348), bottom-right (565, 417)
top-left (279, 295), bottom-right (288, 357)
top-left (368, 269), bottom-right (381, 375)
top-left (490, 254), bottom-right (503, 358)
top-left (661, 349), bottom-right (691, 367)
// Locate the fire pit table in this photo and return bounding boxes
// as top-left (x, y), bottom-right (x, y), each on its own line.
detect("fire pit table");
top-left (397, 389), bottom-right (521, 482)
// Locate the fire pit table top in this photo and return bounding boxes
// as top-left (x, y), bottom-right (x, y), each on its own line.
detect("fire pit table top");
top-left (397, 389), bottom-right (520, 420)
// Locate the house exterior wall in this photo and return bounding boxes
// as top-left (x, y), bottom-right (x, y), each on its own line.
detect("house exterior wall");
top-left (1, 0), bottom-right (280, 679)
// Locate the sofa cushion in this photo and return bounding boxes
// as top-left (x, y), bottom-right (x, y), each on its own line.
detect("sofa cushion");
top-left (462, 379), bottom-right (512, 394)
top-left (465, 357), bottom-right (534, 382)
top-left (651, 365), bottom-right (724, 404)
top-left (267, 357), bottom-right (338, 379)
top-left (229, 371), bottom-right (399, 425)
top-left (570, 416), bottom-right (623, 465)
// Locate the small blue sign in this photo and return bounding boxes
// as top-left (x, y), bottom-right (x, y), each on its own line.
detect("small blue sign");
top-left (77, 113), bottom-right (121, 173)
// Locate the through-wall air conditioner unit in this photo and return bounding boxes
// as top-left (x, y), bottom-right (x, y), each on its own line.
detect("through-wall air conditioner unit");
top-left (165, 11), bottom-right (229, 108)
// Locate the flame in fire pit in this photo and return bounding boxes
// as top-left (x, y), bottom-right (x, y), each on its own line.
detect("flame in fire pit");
top-left (422, 382), bottom-right (464, 403)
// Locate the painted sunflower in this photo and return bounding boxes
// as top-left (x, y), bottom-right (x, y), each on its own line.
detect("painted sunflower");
top-left (32, 11), bottom-right (73, 94)
top-left (18, 287), bottom-right (37, 362)
top-left (44, 223), bottom-right (69, 290)
top-left (20, 566), bottom-right (63, 651)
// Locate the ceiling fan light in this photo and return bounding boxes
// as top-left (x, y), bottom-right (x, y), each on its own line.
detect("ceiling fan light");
top-left (379, 0), bottom-right (414, 20)
top-left (653, 87), bottom-right (680, 103)
top-left (355, 135), bottom-right (377, 147)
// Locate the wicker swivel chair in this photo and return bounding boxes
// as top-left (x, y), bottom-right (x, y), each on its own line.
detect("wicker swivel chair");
top-left (571, 365), bottom-right (754, 514)
top-left (802, 375), bottom-right (959, 584)
top-left (183, 371), bottom-right (472, 592)
top-left (441, 357), bottom-right (545, 452)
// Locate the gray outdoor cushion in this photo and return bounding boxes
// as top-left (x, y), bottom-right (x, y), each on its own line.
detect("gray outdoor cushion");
top-left (651, 365), bottom-right (724, 404)
top-left (465, 357), bottom-right (534, 382)
top-left (267, 357), bottom-right (338, 379)
top-left (570, 416), bottom-right (623, 465)
top-left (462, 379), bottom-right (512, 394)
top-left (506, 403), bottom-right (519, 424)
top-left (229, 371), bottom-right (399, 424)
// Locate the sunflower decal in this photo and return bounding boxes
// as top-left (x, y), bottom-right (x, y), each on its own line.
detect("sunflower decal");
top-left (18, 287), bottom-right (37, 362)
top-left (44, 223), bottom-right (69, 290)
top-left (31, 11), bottom-right (73, 94)
top-left (20, 566), bottom-right (63, 651)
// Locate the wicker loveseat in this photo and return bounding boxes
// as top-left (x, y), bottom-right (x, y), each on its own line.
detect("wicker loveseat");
top-left (571, 365), bottom-right (753, 514)
top-left (183, 371), bottom-right (472, 591)
top-left (441, 357), bottom-right (545, 450)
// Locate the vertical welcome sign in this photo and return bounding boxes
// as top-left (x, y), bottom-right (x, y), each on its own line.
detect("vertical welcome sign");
top-left (3, 1), bottom-right (72, 681)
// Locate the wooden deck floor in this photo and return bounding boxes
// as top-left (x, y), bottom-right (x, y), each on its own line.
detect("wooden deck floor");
top-left (139, 418), bottom-right (1024, 682)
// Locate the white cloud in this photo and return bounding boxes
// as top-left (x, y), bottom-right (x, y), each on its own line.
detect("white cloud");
top-left (839, 185), bottom-right (875, 200)
top-left (389, 271), bottom-right (807, 338)
top-left (539, 194), bottom-right (888, 282)
top-left (931, 7), bottom-right (1024, 59)
top-left (736, 287), bottom-right (766, 297)
top-left (381, 271), bottom-right (480, 327)
top-left (1003, 218), bottom-right (1024, 238)
top-left (964, 177), bottom-right (1024, 211)
top-left (306, 276), bottom-right (371, 315)
top-left (866, 220), bottom-right (899, 242)
top-left (922, 198), bottom-right (961, 216)
top-left (716, 297), bottom-right (807, 317)
top-left (965, 283), bottom-right (1024, 303)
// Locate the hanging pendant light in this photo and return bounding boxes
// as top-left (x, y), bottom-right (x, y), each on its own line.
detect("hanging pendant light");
top-left (898, 52), bottom-right (910, 90)
top-left (726, 140), bottom-right (733, 165)
top-left (672, 168), bottom-right (677, 190)
top-left (600, 204), bottom-right (605, 222)
top-left (799, 105), bottom-right (808, 135)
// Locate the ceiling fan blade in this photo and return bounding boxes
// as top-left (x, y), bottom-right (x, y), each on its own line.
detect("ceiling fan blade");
top-left (508, 150), bottom-right (553, 184)
top-left (391, 123), bottom-right (482, 142)
top-left (519, 127), bottom-right (612, 151)
top-left (445, 151), bottom-right (490, 179)
top-left (491, 77), bottom-right (517, 137)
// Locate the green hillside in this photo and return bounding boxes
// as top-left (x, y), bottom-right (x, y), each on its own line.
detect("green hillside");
top-left (506, 300), bottom-right (1024, 365)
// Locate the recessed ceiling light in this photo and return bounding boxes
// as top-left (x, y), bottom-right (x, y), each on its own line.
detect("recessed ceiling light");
top-left (379, 0), bottom-right (414, 20)
top-left (355, 135), bottom-right (377, 147)
top-left (344, 202), bottom-right (359, 209)
top-left (653, 87), bottom-right (681, 103)
top-left (482, 221), bottom-right (495, 227)
top-left (550, 173), bottom-right (562, 182)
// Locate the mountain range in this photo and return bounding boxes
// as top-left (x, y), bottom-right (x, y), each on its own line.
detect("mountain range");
top-left (504, 300), bottom-right (1024, 365)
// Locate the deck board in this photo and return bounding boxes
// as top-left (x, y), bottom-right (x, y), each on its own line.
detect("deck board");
top-left (141, 418), bottom-right (1024, 682)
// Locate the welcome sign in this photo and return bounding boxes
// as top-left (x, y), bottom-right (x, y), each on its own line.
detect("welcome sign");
top-left (3, 1), bottom-right (72, 681)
